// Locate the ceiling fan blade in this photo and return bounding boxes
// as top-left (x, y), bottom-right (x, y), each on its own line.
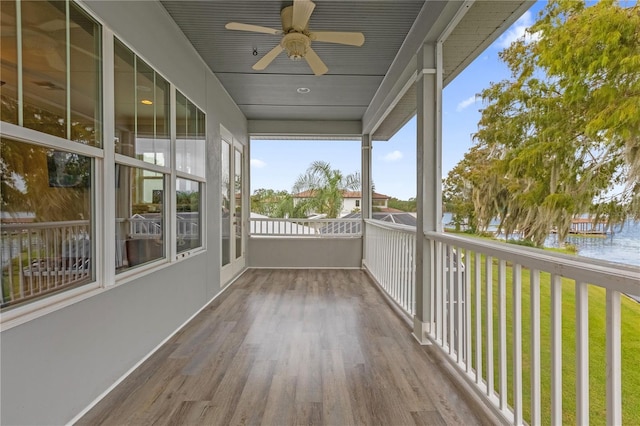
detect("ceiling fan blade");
top-left (304, 47), bottom-right (328, 76)
top-left (311, 31), bottom-right (365, 47)
top-left (292, 0), bottom-right (315, 31)
top-left (225, 22), bottom-right (282, 35)
top-left (252, 45), bottom-right (284, 70)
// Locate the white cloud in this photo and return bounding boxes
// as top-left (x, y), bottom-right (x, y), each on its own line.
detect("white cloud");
top-left (251, 158), bottom-right (266, 168)
top-left (496, 10), bottom-right (540, 49)
top-left (456, 95), bottom-right (477, 112)
top-left (383, 150), bottom-right (403, 162)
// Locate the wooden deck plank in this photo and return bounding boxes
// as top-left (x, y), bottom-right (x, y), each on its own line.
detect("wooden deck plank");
top-left (78, 269), bottom-right (481, 426)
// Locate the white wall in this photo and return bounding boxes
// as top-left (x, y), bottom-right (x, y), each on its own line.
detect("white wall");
top-left (0, 1), bottom-right (247, 424)
top-left (248, 238), bottom-right (363, 268)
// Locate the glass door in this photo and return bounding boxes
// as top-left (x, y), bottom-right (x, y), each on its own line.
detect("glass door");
top-left (221, 136), bottom-right (245, 284)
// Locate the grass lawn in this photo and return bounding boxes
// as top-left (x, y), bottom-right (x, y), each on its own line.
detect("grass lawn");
top-left (463, 250), bottom-right (640, 425)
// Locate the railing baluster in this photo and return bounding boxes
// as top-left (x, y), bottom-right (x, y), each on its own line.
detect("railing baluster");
top-left (551, 274), bottom-right (562, 425)
top-left (25, 230), bottom-right (33, 297)
top-left (430, 238), bottom-right (435, 333)
top-left (498, 259), bottom-right (507, 410)
top-left (456, 246), bottom-right (463, 364)
top-left (17, 230), bottom-right (24, 300)
top-left (475, 251), bottom-right (482, 385)
top-left (485, 255), bottom-right (494, 399)
top-left (530, 269), bottom-right (541, 425)
top-left (447, 244), bottom-right (454, 354)
top-left (513, 263), bottom-right (523, 426)
top-left (575, 281), bottom-right (589, 426)
top-left (8, 231), bottom-right (16, 302)
top-left (436, 241), bottom-right (443, 343)
top-left (465, 249), bottom-right (472, 373)
top-left (606, 289), bottom-right (621, 426)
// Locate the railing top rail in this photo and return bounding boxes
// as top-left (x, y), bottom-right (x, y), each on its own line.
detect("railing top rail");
top-left (365, 218), bottom-right (417, 233)
top-left (1, 220), bottom-right (91, 231)
top-left (425, 231), bottom-right (640, 294)
top-left (251, 218), bottom-right (360, 223)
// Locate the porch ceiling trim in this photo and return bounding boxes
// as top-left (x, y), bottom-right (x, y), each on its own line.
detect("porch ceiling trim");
top-left (248, 119), bottom-right (362, 139)
top-left (367, 0), bottom-right (534, 141)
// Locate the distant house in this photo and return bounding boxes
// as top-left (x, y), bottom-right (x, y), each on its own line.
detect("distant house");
top-left (292, 190), bottom-right (391, 217)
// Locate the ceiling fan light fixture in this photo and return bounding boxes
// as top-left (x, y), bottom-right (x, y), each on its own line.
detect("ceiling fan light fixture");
top-left (281, 32), bottom-right (310, 60)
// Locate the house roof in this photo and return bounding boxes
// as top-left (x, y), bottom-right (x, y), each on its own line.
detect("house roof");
top-left (318, 212), bottom-right (417, 234)
top-left (293, 190), bottom-right (389, 199)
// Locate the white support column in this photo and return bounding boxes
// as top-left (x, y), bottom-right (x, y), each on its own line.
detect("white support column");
top-left (413, 41), bottom-right (442, 344)
top-left (361, 134), bottom-right (372, 219)
top-left (361, 134), bottom-right (372, 266)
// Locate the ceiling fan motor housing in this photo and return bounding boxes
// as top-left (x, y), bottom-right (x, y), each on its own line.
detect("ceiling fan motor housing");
top-left (281, 32), bottom-right (310, 60)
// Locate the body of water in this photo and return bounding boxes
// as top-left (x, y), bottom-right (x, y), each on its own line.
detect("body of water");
top-left (443, 214), bottom-right (640, 267)
top-left (545, 220), bottom-right (640, 267)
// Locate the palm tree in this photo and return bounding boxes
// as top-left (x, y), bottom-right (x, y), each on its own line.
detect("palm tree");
top-left (292, 161), bottom-right (360, 218)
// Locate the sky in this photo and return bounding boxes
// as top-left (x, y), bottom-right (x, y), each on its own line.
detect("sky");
top-left (250, 3), bottom-right (546, 200)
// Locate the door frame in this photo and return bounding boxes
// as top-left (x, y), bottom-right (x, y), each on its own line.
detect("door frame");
top-left (220, 125), bottom-right (246, 285)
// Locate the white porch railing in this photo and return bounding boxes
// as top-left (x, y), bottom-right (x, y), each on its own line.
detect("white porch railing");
top-left (363, 219), bottom-right (416, 316)
top-left (1, 220), bottom-right (92, 308)
top-left (363, 223), bottom-right (640, 425)
top-left (250, 217), bottom-right (361, 237)
top-left (426, 232), bottom-right (640, 426)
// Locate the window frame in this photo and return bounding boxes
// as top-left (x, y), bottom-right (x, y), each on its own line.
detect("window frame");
top-left (0, 0), bottom-right (104, 324)
top-left (0, 0), bottom-right (209, 328)
top-left (173, 89), bottom-right (206, 259)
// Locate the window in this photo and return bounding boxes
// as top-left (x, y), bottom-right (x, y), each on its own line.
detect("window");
top-left (114, 39), bottom-right (170, 165)
top-left (176, 179), bottom-right (201, 253)
top-left (221, 140), bottom-right (230, 267)
top-left (1, 0), bottom-right (101, 312)
top-left (1, 138), bottom-right (94, 310)
top-left (175, 90), bottom-right (205, 254)
top-left (176, 91), bottom-right (205, 177)
top-left (115, 165), bottom-right (165, 270)
top-left (114, 40), bottom-right (170, 273)
top-left (15, 0), bottom-right (102, 145)
top-left (355, 199), bottom-right (360, 207)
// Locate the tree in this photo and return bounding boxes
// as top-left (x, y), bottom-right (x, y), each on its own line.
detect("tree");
top-left (292, 161), bottom-right (360, 218)
top-left (471, 0), bottom-right (640, 245)
top-left (442, 145), bottom-right (492, 232)
top-left (250, 188), bottom-right (295, 218)
top-left (388, 197), bottom-right (417, 212)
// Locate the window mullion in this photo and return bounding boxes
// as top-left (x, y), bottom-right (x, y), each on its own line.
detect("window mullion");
top-left (169, 85), bottom-right (177, 261)
top-left (16, 0), bottom-right (23, 126)
top-left (66, 0), bottom-right (71, 140)
top-left (102, 26), bottom-right (116, 287)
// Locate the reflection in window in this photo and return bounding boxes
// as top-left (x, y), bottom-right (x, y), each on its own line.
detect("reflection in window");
top-left (114, 39), bottom-right (170, 166)
top-left (176, 91), bottom-right (205, 177)
top-left (1, 138), bottom-right (93, 310)
top-left (235, 149), bottom-right (243, 259)
top-left (12, 0), bottom-right (102, 146)
top-left (176, 179), bottom-right (201, 253)
top-left (115, 165), bottom-right (165, 271)
top-left (221, 141), bottom-right (230, 267)
top-left (0, 0), bottom-right (18, 124)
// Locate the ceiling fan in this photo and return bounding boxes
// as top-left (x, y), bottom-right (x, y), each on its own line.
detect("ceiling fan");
top-left (225, 0), bottom-right (365, 76)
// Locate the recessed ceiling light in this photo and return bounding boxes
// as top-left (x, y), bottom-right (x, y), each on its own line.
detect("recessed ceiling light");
top-left (296, 87), bottom-right (310, 94)
top-left (140, 99), bottom-right (153, 105)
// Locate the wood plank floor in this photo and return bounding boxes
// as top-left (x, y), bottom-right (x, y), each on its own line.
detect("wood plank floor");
top-left (78, 269), bottom-right (482, 425)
